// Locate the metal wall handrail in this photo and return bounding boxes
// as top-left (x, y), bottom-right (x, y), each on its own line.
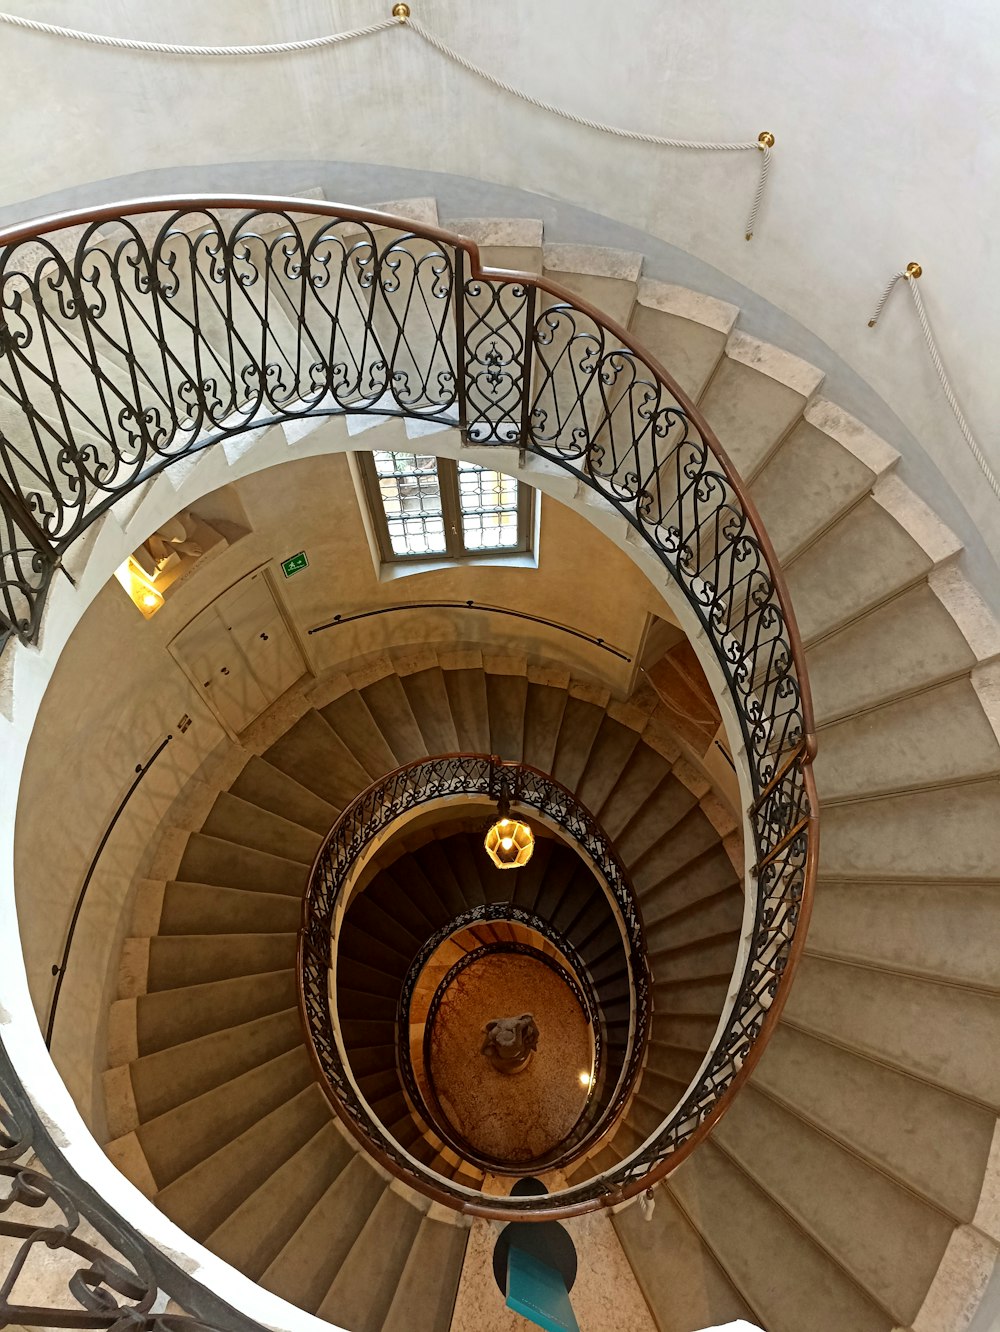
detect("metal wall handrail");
top-left (308, 600), bottom-right (633, 662)
top-left (44, 733), bottom-right (173, 1048)
top-left (0, 198), bottom-right (816, 1235)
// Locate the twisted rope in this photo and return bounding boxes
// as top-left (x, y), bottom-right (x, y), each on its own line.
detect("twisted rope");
top-left (0, 10), bottom-right (396, 55)
top-left (870, 268), bottom-right (1000, 501)
top-left (0, 6), bottom-right (774, 239)
top-left (405, 16), bottom-right (772, 240)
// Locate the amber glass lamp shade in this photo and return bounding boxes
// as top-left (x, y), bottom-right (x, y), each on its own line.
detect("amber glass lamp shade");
top-left (484, 816), bottom-right (534, 869)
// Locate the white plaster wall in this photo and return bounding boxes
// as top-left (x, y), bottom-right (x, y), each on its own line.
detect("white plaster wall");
top-left (0, 0), bottom-right (997, 571)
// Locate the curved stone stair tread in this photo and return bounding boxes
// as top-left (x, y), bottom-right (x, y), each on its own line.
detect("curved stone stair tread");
top-left (127, 968), bottom-right (297, 1057)
top-left (176, 832), bottom-right (308, 897)
top-left (821, 780), bottom-right (1000, 881)
top-left (200, 791), bottom-right (322, 864)
top-left (207, 1119), bottom-right (355, 1279)
top-left (78, 223), bottom-right (1000, 1331)
top-left (137, 1044), bottom-right (316, 1190)
top-left (611, 1181), bottom-right (755, 1332)
top-left (668, 1143), bottom-right (897, 1332)
top-left (750, 1023), bottom-right (996, 1224)
top-left (319, 689), bottom-right (400, 779)
top-left (228, 753), bottom-right (341, 834)
top-left (781, 954), bottom-right (1000, 1109)
top-left (747, 408), bottom-right (886, 564)
top-left (814, 674), bottom-right (1000, 804)
top-left (258, 1154), bottom-right (387, 1313)
top-left (441, 667), bottom-right (492, 753)
top-left (318, 1186), bottom-right (426, 1330)
top-left (807, 877), bottom-right (1000, 989)
top-left (696, 334), bottom-right (822, 482)
top-left (123, 1007), bottom-right (304, 1126)
top-left (151, 1081), bottom-right (332, 1240)
top-left (402, 666), bottom-right (462, 755)
top-left (143, 931), bottom-right (297, 990)
top-left (379, 1213), bottom-right (469, 1332)
top-left (156, 882), bottom-right (300, 936)
top-left (804, 579), bottom-right (979, 725)
top-left (359, 672), bottom-right (429, 765)
top-left (786, 495), bottom-right (936, 647)
top-left (712, 1083), bottom-right (952, 1327)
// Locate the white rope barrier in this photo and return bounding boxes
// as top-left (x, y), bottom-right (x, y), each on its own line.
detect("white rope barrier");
top-left (0, 4), bottom-right (774, 240)
top-left (0, 10), bottom-right (397, 55)
top-left (403, 17), bottom-right (774, 242)
top-left (869, 264), bottom-right (1000, 502)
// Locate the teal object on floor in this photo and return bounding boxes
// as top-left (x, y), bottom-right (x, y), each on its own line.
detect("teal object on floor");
top-left (506, 1243), bottom-right (581, 1331)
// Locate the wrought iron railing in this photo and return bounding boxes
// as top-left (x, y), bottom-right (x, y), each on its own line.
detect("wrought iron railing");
top-left (299, 753), bottom-right (649, 1205)
top-left (0, 198), bottom-right (817, 1225)
top-left (0, 1042), bottom-right (259, 1331)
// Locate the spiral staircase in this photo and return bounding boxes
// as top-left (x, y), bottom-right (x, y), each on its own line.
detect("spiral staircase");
top-left (1, 196), bottom-right (999, 1332)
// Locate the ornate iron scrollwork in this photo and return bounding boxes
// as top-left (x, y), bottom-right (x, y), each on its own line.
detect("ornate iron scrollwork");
top-left (0, 1088), bottom-right (226, 1330)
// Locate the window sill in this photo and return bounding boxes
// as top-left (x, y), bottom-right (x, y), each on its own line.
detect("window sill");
top-left (377, 549), bottom-right (539, 583)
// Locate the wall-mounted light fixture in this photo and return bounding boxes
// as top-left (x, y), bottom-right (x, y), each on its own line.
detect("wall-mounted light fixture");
top-left (114, 555), bottom-right (165, 619)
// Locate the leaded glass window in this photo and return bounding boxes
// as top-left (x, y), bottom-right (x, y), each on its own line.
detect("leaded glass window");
top-left (358, 452), bottom-right (533, 563)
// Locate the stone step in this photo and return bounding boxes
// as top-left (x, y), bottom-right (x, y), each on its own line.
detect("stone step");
top-left (207, 1120), bottom-right (354, 1278)
top-left (318, 1185), bottom-right (426, 1329)
top-left (127, 969), bottom-right (296, 1057)
top-left (157, 882), bottom-right (300, 937)
top-left (228, 753), bottom-right (338, 835)
top-left (200, 791), bottom-right (321, 864)
top-left (260, 1154), bottom-right (387, 1312)
top-left (712, 1084), bottom-right (951, 1327)
top-left (380, 1212), bottom-right (469, 1332)
top-left (124, 1007), bottom-right (303, 1125)
top-left (668, 1143), bottom-right (896, 1331)
top-left (176, 833), bottom-right (307, 898)
top-left (138, 1045), bottom-right (314, 1190)
top-left (750, 1023), bottom-right (996, 1222)
top-left (154, 1082), bottom-right (332, 1241)
top-left (144, 932), bottom-right (296, 992)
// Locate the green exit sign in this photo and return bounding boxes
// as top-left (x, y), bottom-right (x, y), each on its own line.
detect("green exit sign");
top-left (281, 551), bottom-right (309, 578)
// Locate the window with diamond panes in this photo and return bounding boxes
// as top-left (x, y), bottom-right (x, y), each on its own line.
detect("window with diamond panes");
top-left (360, 452), bottom-right (532, 563)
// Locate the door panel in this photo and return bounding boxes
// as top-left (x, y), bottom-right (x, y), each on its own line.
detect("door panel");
top-left (171, 570), bottom-right (305, 734)
top-left (219, 571), bottom-right (305, 704)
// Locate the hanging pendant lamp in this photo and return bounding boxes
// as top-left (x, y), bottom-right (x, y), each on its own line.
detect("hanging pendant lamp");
top-left (484, 762), bottom-right (534, 869)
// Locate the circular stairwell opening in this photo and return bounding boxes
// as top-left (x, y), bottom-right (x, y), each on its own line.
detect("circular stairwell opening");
top-left (405, 918), bottom-right (599, 1170)
top-left (331, 809), bottom-right (638, 1184)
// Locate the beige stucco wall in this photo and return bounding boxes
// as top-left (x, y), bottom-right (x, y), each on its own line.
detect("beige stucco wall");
top-left (13, 444), bottom-right (678, 1129)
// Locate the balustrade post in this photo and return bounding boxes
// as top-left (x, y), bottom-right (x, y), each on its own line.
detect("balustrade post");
top-left (518, 283), bottom-right (537, 455)
top-left (454, 246), bottom-right (469, 440)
